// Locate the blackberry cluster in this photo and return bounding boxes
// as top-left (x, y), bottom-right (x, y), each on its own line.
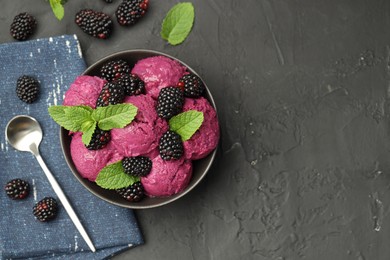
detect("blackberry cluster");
top-left (96, 82), bottom-right (125, 107)
top-left (122, 156), bottom-right (152, 177)
top-left (156, 86), bottom-right (184, 119)
top-left (75, 9), bottom-right (113, 39)
top-left (178, 73), bottom-right (205, 98)
top-left (33, 197), bottom-right (58, 222)
top-left (159, 130), bottom-right (184, 160)
top-left (116, 74), bottom-right (145, 96)
top-left (10, 12), bottom-right (37, 41)
top-left (116, 181), bottom-right (145, 202)
top-left (16, 75), bottom-right (40, 103)
top-left (5, 179), bottom-right (30, 200)
top-left (85, 127), bottom-right (111, 150)
top-left (100, 60), bottom-right (131, 82)
top-left (116, 0), bottom-right (149, 26)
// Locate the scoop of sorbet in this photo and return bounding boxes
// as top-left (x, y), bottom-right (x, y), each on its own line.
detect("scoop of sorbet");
top-left (111, 94), bottom-right (169, 157)
top-left (182, 97), bottom-right (220, 160)
top-left (141, 155), bottom-right (193, 197)
top-left (131, 56), bottom-right (187, 99)
top-left (63, 75), bottom-right (106, 108)
top-left (70, 132), bottom-right (122, 181)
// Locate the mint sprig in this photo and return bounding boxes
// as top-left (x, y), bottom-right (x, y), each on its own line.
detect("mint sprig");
top-left (48, 103), bottom-right (138, 145)
top-left (82, 121), bottom-right (96, 146)
top-left (169, 110), bottom-right (204, 141)
top-left (161, 2), bottom-right (195, 45)
top-left (94, 104), bottom-right (138, 130)
top-left (48, 105), bottom-right (80, 131)
top-left (95, 161), bottom-right (140, 189)
top-left (65, 106), bottom-right (94, 130)
top-left (49, 0), bottom-right (65, 21)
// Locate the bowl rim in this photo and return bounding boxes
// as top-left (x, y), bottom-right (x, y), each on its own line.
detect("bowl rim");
top-left (60, 49), bottom-right (219, 209)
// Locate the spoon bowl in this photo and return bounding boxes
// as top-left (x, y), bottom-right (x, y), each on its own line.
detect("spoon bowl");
top-left (6, 115), bottom-right (42, 153)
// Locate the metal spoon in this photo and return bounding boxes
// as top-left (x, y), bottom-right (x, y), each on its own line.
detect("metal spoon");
top-left (5, 115), bottom-right (96, 253)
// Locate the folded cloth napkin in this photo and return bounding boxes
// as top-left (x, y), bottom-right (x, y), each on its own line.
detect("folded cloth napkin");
top-left (0, 35), bottom-right (143, 259)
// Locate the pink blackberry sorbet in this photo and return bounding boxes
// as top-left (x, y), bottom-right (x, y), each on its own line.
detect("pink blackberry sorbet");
top-left (63, 75), bottom-right (105, 108)
top-left (70, 132), bottom-right (122, 181)
top-left (182, 97), bottom-right (220, 160)
top-left (141, 156), bottom-right (193, 197)
top-left (110, 94), bottom-right (169, 157)
top-left (131, 56), bottom-right (187, 99)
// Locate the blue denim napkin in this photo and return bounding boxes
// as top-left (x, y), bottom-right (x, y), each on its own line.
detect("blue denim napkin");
top-left (0, 35), bottom-right (143, 259)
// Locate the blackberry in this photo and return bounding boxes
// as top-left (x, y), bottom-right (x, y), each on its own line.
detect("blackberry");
top-left (96, 82), bottom-right (125, 107)
top-left (115, 0), bottom-right (149, 26)
top-left (116, 181), bottom-right (145, 202)
top-left (116, 74), bottom-right (145, 96)
top-left (159, 130), bottom-right (184, 160)
top-left (75, 9), bottom-right (113, 39)
top-left (156, 86), bottom-right (184, 119)
top-left (16, 75), bottom-right (40, 103)
top-left (103, 0), bottom-right (113, 2)
top-left (33, 197), bottom-right (58, 222)
top-left (100, 60), bottom-right (131, 82)
top-left (178, 73), bottom-right (205, 98)
top-left (122, 156), bottom-right (152, 177)
top-left (10, 12), bottom-right (37, 41)
top-left (85, 127), bottom-right (111, 150)
top-left (5, 179), bottom-right (30, 200)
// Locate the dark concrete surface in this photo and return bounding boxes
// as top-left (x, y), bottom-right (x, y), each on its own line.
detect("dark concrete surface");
top-left (2, 0), bottom-right (390, 259)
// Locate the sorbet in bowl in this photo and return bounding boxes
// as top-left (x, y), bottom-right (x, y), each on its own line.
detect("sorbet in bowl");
top-left (60, 50), bottom-right (219, 209)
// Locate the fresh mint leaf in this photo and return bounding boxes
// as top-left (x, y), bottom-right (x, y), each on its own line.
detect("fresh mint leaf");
top-left (81, 121), bottom-right (96, 146)
top-left (161, 2), bottom-right (195, 45)
top-left (96, 161), bottom-right (140, 189)
top-left (48, 106), bottom-right (80, 131)
top-left (48, 105), bottom-right (94, 132)
top-left (169, 110), bottom-right (204, 141)
top-left (49, 0), bottom-right (65, 21)
top-left (93, 103), bottom-right (138, 131)
top-left (64, 106), bottom-right (94, 131)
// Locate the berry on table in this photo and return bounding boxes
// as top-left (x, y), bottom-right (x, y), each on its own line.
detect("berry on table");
top-left (5, 179), bottom-right (30, 200)
top-left (122, 156), bottom-right (152, 177)
top-left (16, 75), bottom-right (40, 103)
top-left (116, 74), bottom-right (145, 96)
top-left (75, 9), bottom-right (113, 39)
top-left (178, 73), bottom-right (205, 98)
top-left (100, 60), bottom-right (131, 82)
top-left (156, 86), bottom-right (184, 119)
top-left (33, 197), bottom-right (58, 222)
top-left (115, 0), bottom-right (149, 26)
top-left (85, 127), bottom-right (111, 150)
top-left (96, 82), bottom-right (125, 107)
top-left (10, 12), bottom-right (37, 41)
top-left (116, 181), bottom-right (145, 202)
top-left (159, 130), bottom-right (184, 160)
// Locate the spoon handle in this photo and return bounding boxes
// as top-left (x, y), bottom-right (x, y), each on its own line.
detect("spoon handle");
top-left (34, 151), bottom-right (96, 253)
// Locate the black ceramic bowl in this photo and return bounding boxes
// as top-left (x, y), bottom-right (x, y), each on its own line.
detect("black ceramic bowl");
top-left (60, 49), bottom-right (218, 209)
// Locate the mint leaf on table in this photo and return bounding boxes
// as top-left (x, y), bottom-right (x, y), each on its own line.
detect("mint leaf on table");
top-left (161, 2), bottom-right (195, 45)
top-left (49, 0), bottom-right (65, 21)
top-left (169, 110), bottom-right (204, 141)
top-left (48, 105), bottom-right (80, 132)
top-left (92, 103), bottom-right (138, 131)
top-left (96, 161), bottom-right (140, 189)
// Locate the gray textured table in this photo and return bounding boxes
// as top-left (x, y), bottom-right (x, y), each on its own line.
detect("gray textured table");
top-left (1, 1), bottom-right (390, 259)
